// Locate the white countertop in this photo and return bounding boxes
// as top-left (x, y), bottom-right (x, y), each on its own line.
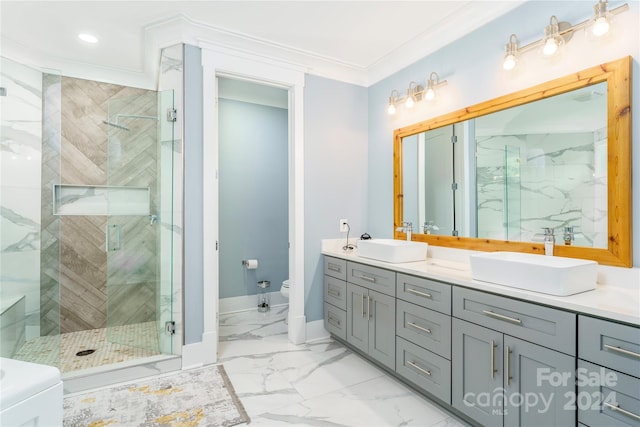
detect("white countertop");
top-left (321, 240), bottom-right (640, 326)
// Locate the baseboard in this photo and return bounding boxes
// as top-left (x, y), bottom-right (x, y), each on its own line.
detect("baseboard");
top-left (305, 319), bottom-right (330, 342)
top-left (220, 291), bottom-right (288, 314)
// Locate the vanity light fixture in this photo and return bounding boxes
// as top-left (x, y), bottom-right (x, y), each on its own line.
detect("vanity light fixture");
top-left (502, 35), bottom-right (519, 70)
top-left (591, 0), bottom-right (612, 37)
top-left (501, 0), bottom-right (628, 70)
top-left (405, 82), bottom-right (422, 109)
top-left (541, 16), bottom-right (565, 56)
top-left (386, 73), bottom-right (447, 115)
top-left (386, 90), bottom-right (400, 115)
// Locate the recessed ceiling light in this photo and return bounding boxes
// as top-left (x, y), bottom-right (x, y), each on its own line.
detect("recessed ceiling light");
top-left (78, 33), bottom-right (98, 44)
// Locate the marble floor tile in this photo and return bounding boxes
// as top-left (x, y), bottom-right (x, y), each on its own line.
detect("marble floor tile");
top-left (218, 308), bottom-right (469, 426)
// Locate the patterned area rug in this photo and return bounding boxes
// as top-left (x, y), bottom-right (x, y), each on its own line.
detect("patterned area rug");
top-left (63, 365), bottom-right (250, 427)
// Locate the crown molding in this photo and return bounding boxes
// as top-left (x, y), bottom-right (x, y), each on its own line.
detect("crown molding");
top-left (2, 2), bottom-right (526, 89)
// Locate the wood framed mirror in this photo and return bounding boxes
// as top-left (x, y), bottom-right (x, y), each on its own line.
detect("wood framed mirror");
top-left (394, 56), bottom-right (631, 267)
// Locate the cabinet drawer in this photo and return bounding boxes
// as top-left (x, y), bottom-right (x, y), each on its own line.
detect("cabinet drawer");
top-left (324, 276), bottom-right (347, 310)
top-left (324, 303), bottom-right (347, 341)
top-left (579, 316), bottom-right (640, 379)
top-left (397, 273), bottom-right (451, 315)
top-left (396, 336), bottom-right (451, 404)
top-left (324, 257), bottom-right (347, 280)
top-left (453, 287), bottom-right (576, 356)
top-left (578, 360), bottom-right (640, 427)
top-left (396, 300), bottom-right (451, 359)
top-left (347, 262), bottom-right (395, 297)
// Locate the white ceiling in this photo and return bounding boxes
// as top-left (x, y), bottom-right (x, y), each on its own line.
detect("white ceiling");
top-left (0, 1), bottom-right (525, 88)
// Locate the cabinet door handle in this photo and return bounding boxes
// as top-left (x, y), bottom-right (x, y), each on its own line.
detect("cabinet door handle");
top-left (604, 344), bottom-right (640, 359)
top-left (604, 402), bottom-right (640, 421)
top-left (407, 321), bottom-right (432, 334)
top-left (328, 263), bottom-right (342, 272)
top-left (368, 295), bottom-right (372, 320)
top-left (407, 288), bottom-right (432, 299)
top-left (483, 310), bottom-right (522, 325)
top-left (361, 274), bottom-right (376, 283)
top-left (506, 346), bottom-right (512, 387)
top-left (490, 340), bottom-right (497, 379)
top-left (362, 294), bottom-right (366, 318)
top-left (408, 360), bottom-right (432, 376)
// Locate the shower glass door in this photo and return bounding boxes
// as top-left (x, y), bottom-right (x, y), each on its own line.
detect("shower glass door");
top-left (105, 90), bottom-right (175, 357)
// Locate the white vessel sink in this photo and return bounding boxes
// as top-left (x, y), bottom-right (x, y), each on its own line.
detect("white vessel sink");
top-left (470, 251), bottom-right (597, 296)
top-left (358, 239), bottom-right (427, 263)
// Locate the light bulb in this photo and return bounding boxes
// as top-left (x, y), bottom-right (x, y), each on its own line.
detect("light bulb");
top-left (78, 33), bottom-right (98, 44)
top-left (592, 16), bottom-right (610, 36)
top-left (387, 103), bottom-right (396, 115)
top-left (542, 38), bottom-right (558, 56)
top-left (405, 96), bottom-right (415, 109)
top-left (503, 54), bottom-right (517, 70)
top-left (424, 88), bottom-right (435, 101)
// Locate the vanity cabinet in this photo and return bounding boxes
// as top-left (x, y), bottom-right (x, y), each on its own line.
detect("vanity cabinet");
top-left (578, 316), bottom-right (640, 427)
top-left (452, 288), bottom-right (576, 427)
top-left (395, 274), bottom-right (452, 403)
top-left (323, 257), bottom-right (348, 340)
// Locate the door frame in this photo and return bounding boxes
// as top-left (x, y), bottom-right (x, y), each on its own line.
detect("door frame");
top-left (201, 45), bottom-right (307, 360)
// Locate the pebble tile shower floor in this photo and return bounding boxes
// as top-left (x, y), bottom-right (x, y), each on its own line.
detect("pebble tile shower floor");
top-left (13, 321), bottom-right (160, 372)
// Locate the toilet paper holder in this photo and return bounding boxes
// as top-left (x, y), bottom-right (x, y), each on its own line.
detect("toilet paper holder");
top-left (242, 259), bottom-right (259, 269)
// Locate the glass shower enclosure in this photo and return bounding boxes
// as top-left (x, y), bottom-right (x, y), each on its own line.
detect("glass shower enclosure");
top-left (0, 55), bottom-right (178, 373)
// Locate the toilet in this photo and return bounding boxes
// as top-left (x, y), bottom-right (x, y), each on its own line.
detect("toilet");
top-left (280, 279), bottom-right (290, 298)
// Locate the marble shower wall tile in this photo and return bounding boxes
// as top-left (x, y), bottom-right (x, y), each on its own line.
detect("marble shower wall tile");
top-left (1, 57), bottom-right (44, 341)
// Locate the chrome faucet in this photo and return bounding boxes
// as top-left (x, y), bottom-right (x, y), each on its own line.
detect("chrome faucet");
top-left (563, 226), bottom-right (575, 245)
top-left (396, 222), bottom-right (413, 241)
top-left (423, 221), bottom-right (439, 235)
top-left (542, 227), bottom-right (555, 256)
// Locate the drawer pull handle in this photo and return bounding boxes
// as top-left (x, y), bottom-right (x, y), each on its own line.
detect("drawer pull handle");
top-left (604, 344), bottom-right (640, 359)
top-left (328, 264), bottom-right (342, 272)
top-left (327, 315), bottom-right (341, 328)
top-left (483, 310), bottom-right (522, 325)
top-left (327, 289), bottom-right (341, 298)
top-left (407, 360), bottom-right (431, 376)
top-left (361, 274), bottom-right (376, 283)
top-left (490, 340), bottom-right (497, 379)
top-left (407, 288), bottom-right (432, 299)
top-left (604, 402), bottom-right (640, 422)
top-left (407, 321), bottom-right (432, 334)
top-left (362, 294), bottom-right (366, 318)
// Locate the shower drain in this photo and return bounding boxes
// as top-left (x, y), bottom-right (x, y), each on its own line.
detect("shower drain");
top-left (75, 349), bottom-right (96, 357)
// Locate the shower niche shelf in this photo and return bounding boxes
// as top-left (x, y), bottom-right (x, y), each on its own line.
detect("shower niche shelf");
top-left (53, 184), bottom-right (150, 216)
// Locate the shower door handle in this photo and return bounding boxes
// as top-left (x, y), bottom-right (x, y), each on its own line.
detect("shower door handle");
top-left (106, 224), bottom-right (122, 251)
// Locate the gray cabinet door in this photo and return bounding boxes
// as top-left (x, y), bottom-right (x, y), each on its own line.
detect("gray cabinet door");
top-left (452, 318), bottom-right (504, 427)
top-left (369, 289), bottom-right (395, 370)
top-left (504, 335), bottom-right (576, 427)
top-left (346, 283), bottom-right (369, 354)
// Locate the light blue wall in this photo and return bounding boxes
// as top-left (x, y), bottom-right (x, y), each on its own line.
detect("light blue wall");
top-left (183, 44), bottom-right (204, 344)
top-left (304, 75), bottom-right (369, 322)
top-left (218, 99), bottom-right (289, 299)
top-left (367, 1), bottom-right (640, 266)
